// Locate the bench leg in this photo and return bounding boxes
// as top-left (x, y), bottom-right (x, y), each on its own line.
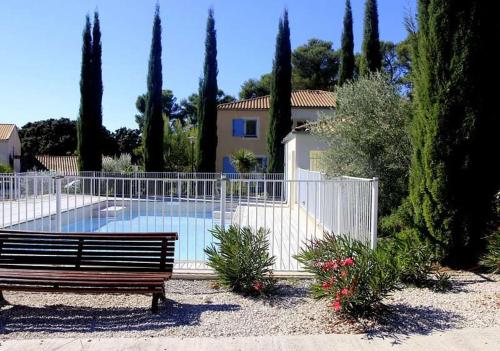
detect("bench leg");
top-left (152, 293), bottom-right (161, 314)
top-left (0, 291), bottom-right (5, 304)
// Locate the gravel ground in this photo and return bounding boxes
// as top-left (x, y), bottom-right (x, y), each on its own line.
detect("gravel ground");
top-left (0, 271), bottom-right (498, 339)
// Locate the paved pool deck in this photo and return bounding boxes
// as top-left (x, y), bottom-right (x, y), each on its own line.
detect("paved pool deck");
top-left (1, 328), bottom-right (498, 351)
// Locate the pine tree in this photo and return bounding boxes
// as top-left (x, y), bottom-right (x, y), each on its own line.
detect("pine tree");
top-left (77, 16), bottom-right (95, 171)
top-left (143, 5), bottom-right (164, 171)
top-left (360, 0), bottom-right (381, 75)
top-left (409, 0), bottom-right (499, 265)
top-left (267, 10), bottom-right (292, 173)
top-left (91, 11), bottom-right (103, 171)
top-left (196, 8), bottom-right (218, 172)
top-left (339, 0), bottom-right (355, 85)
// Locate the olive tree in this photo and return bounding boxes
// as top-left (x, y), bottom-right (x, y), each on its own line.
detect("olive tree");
top-left (311, 73), bottom-right (411, 215)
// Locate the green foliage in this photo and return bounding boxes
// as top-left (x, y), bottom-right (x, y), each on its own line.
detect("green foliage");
top-left (409, 0), bottom-right (499, 265)
top-left (91, 11), bottom-right (103, 171)
top-left (102, 154), bottom-right (134, 172)
top-left (19, 118), bottom-right (77, 156)
top-left (480, 231), bottom-right (500, 274)
top-left (77, 14), bottom-right (103, 171)
top-left (431, 272), bottom-right (452, 292)
top-left (113, 128), bottom-right (141, 162)
top-left (292, 39), bottom-right (338, 90)
top-left (239, 74), bottom-right (272, 100)
top-left (338, 0), bottom-right (354, 85)
top-left (267, 10), bottom-right (292, 173)
top-left (381, 40), bottom-right (413, 93)
top-left (295, 234), bottom-right (400, 317)
top-left (230, 149), bottom-right (257, 174)
top-left (379, 198), bottom-right (414, 237)
top-left (143, 5), bottom-right (164, 172)
top-left (311, 73), bottom-right (411, 215)
top-left (381, 231), bottom-right (435, 287)
top-left (164, 119), bottom-right (197, 172)
top-left (196, 8), bottom-right (219, 172)
top-left (360, 0), bottom-right (381, 75)
top-left (205, 226), bottom-right (277, 296)
top-left (0, 163), bottom-right (12, 173)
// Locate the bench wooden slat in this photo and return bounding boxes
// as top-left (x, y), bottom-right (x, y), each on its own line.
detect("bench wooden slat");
top-left (0, 283), bottom-right (162, 294)
top-left (0, 268), bottom-right (170, 279)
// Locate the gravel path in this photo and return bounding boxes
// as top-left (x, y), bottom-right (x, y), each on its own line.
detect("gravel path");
top-left (0, 271), bottom-right (498, 339)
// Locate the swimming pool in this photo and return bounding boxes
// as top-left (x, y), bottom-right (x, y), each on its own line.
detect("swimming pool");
top-left (8, 200), bottom-right (226, 265)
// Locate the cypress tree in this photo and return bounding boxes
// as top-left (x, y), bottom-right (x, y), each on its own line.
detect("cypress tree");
top-left (77, 16), bottom-right (95, 171)
top-left (409, 0), bottom-right (499, 265)
top-left (196, 8), bottom-right (218, 172)
top-left (338, 0), bottom-right (355, 85)
top-left (267, 10), bottom-right (292, 173)
top-left (360, 0), bottom-right (381, 75)
top-left (91, 11), bottom-right (103, 171)
top-left (143, 5), bottom-right (164, 171)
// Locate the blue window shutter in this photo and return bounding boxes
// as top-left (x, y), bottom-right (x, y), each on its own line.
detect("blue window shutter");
top-left (223, 156), bottom-right (237, 174)
top-left (232, 119), bottom-right (245, 137)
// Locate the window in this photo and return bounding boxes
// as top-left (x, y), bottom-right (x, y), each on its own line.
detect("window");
top-left (245, 120), bottom-right (257, 137)
top-left (232, 118), bottom-right (258, 138)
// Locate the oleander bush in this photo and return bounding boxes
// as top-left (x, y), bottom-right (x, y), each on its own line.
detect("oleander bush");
top-left (205, 225), bottom-right (276, 296)
top-left (295, 234), bottom-right (400, 317)
top-left (480, 231), bottom-right (500, 274)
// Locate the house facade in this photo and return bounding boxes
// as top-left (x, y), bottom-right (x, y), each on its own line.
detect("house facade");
top-left (0, 124), bottom-right (21, 172)
top-left (216, 90), bottom-right (336, 173)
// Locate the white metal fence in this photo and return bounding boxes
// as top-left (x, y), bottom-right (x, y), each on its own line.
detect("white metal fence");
top-left (0, 172), bottom-right (378, 272)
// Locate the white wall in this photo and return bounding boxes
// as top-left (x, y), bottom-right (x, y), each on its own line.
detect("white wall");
top-left (294, 133), bottom-right (329, 170)
top-left (291, 108), bottom-right (333, 123)
top-left (0, 128), bottom-right (21, 172)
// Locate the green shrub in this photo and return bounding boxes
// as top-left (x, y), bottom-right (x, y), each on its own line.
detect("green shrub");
top-left (205, 225), bottom-right (276, 296)
top-left (295, 234), bottom-right (400, 317)
top-left (430, 271), bottom-right (452, 292)
top-left (379, 198), bottom-right (414, 237)
top-left (389, 230), bottom-right (435, 287)
top-left (0, 163), bottom-right (12, 173)
top-left (480, 231), bottom-right (500, 273)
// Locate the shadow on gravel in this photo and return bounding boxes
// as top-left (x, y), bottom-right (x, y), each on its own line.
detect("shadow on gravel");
top-left (363, 303), bottom-right (463, 345)
top-left (0, 300), bottom-right (240, 334)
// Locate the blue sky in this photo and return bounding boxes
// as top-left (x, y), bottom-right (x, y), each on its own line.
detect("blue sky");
top-left (0, 0), bottom-right (413, 131)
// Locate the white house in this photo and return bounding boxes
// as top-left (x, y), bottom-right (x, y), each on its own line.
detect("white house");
top-left (283, 124), bottom-right (329, 180)
top-left (0, 124), bottom-right (21, 172)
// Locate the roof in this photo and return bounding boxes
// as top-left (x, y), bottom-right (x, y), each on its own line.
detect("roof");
top-left (282, 124), bottom-right (312, 144)
top-left (34, 155), bottom-right (79, 174)
top-left (0, 124), bottom-right (16, 140)
top-left (217, 90), bottom-right (336, 110)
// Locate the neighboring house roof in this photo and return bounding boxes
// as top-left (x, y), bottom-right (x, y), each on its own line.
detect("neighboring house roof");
top-left (0, 124), bottom-right (16, 140)
top-left (217, 90), bottom-right (336, 111)
top-left (34, 155), bottom-right (79, 174)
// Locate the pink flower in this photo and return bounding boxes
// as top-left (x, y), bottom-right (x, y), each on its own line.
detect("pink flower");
top-left (341, 288), bottom-right (349, 296)
top-left (321, 260), bottom-right (339, 271)
top-left (340, 269), bottom-right (348, 278)
top-left (342, 257), bottom-right (354, 266)
top-left (331, 300), bottom-right (341, 312)
top-left (253, 281), bottom-right (263, 291)
top-left (322, 281), bottom-right (331, 290)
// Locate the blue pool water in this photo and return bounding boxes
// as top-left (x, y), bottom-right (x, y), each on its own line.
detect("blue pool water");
top-left (10, 200), bottom-right (224, 262)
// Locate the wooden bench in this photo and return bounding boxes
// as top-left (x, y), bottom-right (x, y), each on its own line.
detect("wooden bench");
top-left (0, 230), bottom-right (178, 313)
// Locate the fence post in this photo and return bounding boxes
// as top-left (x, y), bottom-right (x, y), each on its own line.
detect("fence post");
top-left (370, 177), bottom-right (379, 250)
top-left (220, 175), bottom-right (227, 229)
top-left (54, 175), bottom-right (63, 232)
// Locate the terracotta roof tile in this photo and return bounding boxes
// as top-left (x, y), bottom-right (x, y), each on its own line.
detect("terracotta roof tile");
top-left (218, 90), bottom-right (336, 110)
top-left (0, 124), bottom-right (16, 140)
top-left (34, 155), bottom-right (79, 174)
